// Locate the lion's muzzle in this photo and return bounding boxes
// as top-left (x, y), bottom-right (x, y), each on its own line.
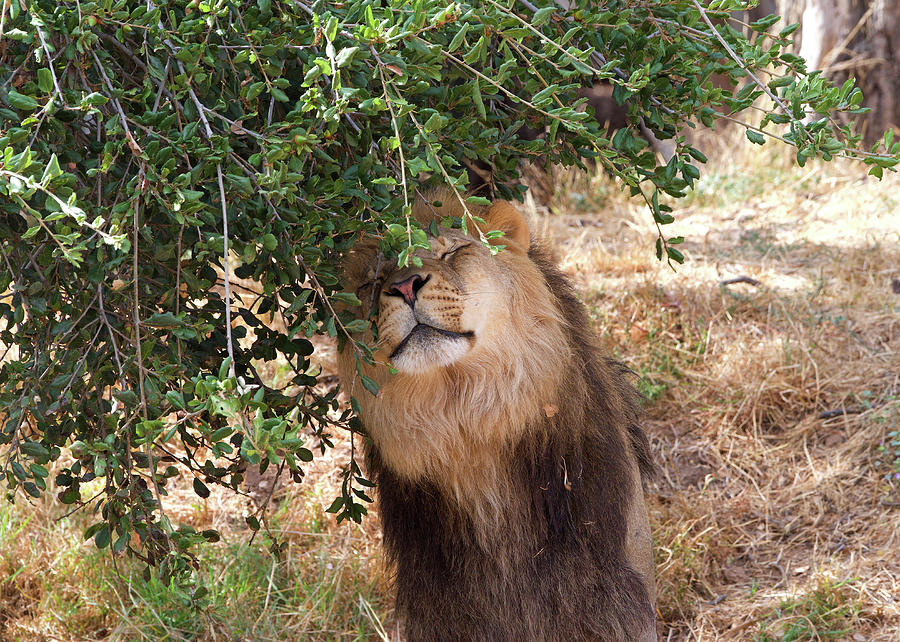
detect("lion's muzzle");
top-left (378, 269), bottom-right (474, 372)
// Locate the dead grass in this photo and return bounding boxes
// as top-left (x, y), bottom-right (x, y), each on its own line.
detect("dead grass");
top-left (541, 128), bottom-right (900, 640)
top-left (2, 130), bottom-right (899, 640)
top-left (0, 446), bottom-right (392, 641)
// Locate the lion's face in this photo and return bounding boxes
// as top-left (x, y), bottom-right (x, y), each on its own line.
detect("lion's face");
top-left (354, 231), bottom-right (522, 373)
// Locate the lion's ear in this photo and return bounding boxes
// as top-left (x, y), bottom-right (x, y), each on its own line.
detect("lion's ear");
top-left (483, 201), bottom-right (531, 250)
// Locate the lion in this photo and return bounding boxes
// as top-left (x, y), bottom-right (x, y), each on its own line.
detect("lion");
top-left (337, 189), bottom-right (657, 641)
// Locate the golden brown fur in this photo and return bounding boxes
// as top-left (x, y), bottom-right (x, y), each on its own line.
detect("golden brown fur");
top-left (337, 189), bottom-right (657, 641)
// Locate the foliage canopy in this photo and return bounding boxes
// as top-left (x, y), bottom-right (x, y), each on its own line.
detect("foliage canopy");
top-left (1, 0), bottom-right (897, 592)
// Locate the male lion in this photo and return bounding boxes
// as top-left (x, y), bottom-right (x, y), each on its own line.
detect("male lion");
top-left (337, 190), bottom-right (657, 641)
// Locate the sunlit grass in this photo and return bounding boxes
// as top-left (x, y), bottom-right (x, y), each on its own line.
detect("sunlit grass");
top-left (754, 578), bottom-right (861, 642)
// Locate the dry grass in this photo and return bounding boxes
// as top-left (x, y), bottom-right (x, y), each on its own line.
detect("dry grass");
top-left (542, 128), bottom-right (900, 640)
top-left (0, 444), bottom-right (393, 641)
top-left (2, 130), bottom-right (899, 640)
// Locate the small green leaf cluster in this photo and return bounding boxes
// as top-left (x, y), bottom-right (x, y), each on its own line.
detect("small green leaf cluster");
top-left (1, 0), bottom-right (897, 591)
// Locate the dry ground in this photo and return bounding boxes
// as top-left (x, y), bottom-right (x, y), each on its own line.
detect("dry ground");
top-left (1, 135), bottom-right (898, 640)
top-left (543, 137), bottom-right (900, 640)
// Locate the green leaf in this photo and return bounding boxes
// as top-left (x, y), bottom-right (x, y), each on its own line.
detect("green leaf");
top-left (58, 486), bottom-right (80, 504)
top-left (324, 15), bottom-right (339, 42)
top-left (245, 81), bottom-right (266, 101)
top-left (165, 391), bottom-right (185, 410)
top-left (779, 23), bottom-right (801, 38)
top-left (81, 92), bottom-right (108, 107)
top-left (7, 91), bottom-right (38, 111)
top-left (448, 23), bottom-right (469, 52)
top-left (112, 530), bottom-right (130, 554)
top-left (37, 69), bottom-right (54, 94)
top-left (41, 154), bottom-right (62, 184)
top-left (342, 319), bottom-right (369, 334)
top-left (335, 46), bottom-right (359, 68)
top-left (682, 164), bottom-right (700, 179)
top-left (331, 292), bottom-right (361, 306)
top-left (359, 375), bottom-right (379, 397)
top-left (11, 461), bottom-right (26, 480)
top-left (325, 496), bottom-right (344, 513)
top-left (218, 357), bottom-right (233, 380)
top-left (532, 84), bottom-right (559, 106)
top-left (424, 112), bottom-right (444, 132)
top-left (262, 233), bottom-right (278, 251)
top-left (666, 247), bottom-right (684, 264)
top-left (95, 524), bottom-right (110, 549)
top-left (20, 441), bottom-right (50, 459)
top-left (202, 529), bottom-right (221, 542)
top-left (749, 14), bottom-right (780, 31)
top-left (211, 427), bottom-right (232, 441)
top-left (112, 389), bottom-right (138, 406)
top-left (472, 78), bottom-right (485, 119)
top-left (29, 463), bottom-right (49, 478)
top-left (193, 478), bottom-right (210, 498)
top-left (532, 6), bottom-right (554, 26)
top-left (144, 312), bottom-right (182, 327)
top-left (303, 65), bottom-right (323, 86)
top-left (746, 129), bottom-right (766, 145)
top-left (768, 76), bottom-right (793, 90)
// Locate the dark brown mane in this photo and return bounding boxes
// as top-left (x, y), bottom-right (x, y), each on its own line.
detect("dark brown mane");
top-left (529, 241), bottom-right (655, 483)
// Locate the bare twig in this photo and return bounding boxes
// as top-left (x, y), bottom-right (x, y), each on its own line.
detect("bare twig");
top-left (172, 58), bottom-right (237, 379)
top-left (33, 19), bottom-right (66, 106)
top-left (689, 0), bottom-right (794, 118)
top-left (216, 165), bottom-right (237, 379)
top-left (0, 0), bottom-right (8, 38)
top-left (131, 187), bottom-right (147, 415)
top-left (720, 276), bottom-right (762, 287)
top-left (376, 63), bottom-right (411, 243)
top-left (97, 284), bottom-right (125, 377)
top-left (90, 51), bottom-right (143, 156)
top-left (129, 174), bottom-right (172, 543)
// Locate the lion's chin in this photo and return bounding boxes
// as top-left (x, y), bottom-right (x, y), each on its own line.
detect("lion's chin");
top-left (389, 324), bottom-right (473, 373)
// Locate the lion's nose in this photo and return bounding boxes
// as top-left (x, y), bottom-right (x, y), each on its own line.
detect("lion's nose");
top-left (386, 274), bottom-right (429, 307)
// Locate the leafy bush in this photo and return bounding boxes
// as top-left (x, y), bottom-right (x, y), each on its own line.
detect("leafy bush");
top-left (1, 0), bottom-right (897, 590)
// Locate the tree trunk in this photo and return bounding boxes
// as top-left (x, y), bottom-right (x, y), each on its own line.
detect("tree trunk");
top-left (859, 0), bottom-right (899, 142)
top-left (781, 0), bottom-right (899, 143)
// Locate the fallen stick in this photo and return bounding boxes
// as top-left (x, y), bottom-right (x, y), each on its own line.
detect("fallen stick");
top-left (719, 276), bottom-right (762, 287)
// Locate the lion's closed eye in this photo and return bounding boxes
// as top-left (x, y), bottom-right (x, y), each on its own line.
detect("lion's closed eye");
top-left (439, 242), bottom-right (470, 260)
